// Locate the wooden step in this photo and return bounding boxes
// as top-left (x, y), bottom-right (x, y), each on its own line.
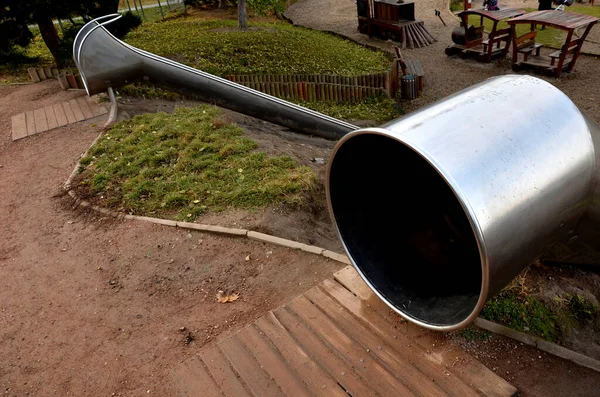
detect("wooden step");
top-left (170, 266), bottom-right (518, 396)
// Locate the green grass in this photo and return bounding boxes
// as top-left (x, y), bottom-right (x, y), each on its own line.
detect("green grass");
top-left (481, 293), bottom-right (562, 342)
top-left (0, 33), bottom-right (55, 84)
top-left (459, 325), bottom-right (492, 341)
top-left (450, 0), bottom-right (464, 12)
top-left (124, 18), bottom-right (391, 76)
top-left (77, 105), bottom-right (316, 219)
top-left (116, 82), bottom-right (402, 123)
top-left (119, 0), bottom-right (171, 8)
top-left (134, 3), bottom-right (186, 22)
top-left (291, 97), bottom-right (402, 123)
top-left (480, 267), bottom-right (600, 345)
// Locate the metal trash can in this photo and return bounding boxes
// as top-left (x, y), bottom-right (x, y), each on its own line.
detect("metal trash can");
top-left (401, 74), bottom-right (418, 100)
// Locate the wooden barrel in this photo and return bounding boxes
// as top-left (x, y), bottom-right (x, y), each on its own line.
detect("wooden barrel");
top-left (451, 27), bottom-right (467, 45)
top-left (401, 75), bottom-right (417, 100)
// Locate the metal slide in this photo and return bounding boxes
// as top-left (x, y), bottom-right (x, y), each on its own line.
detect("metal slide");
top-left (74, 15), bottom-right (600, 331)
top-left (73, 14), bottom-right (358, 140)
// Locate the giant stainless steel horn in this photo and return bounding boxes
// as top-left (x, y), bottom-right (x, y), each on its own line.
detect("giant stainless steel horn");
top-left (72, 14), bottom-right (357, 139)
top-left (74, 16), bottom-right (600, 332)
top-left (327, 75), bottom-right (600, 331)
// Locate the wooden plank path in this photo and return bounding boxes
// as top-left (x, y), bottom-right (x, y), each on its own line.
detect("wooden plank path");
top-left (170, 265), bottom-right (518, 397)
top-left (10, 96), bottom-right (107, 141)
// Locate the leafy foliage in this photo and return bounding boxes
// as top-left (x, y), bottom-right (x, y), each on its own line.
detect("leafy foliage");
top-left (482, 293), bottom-right (562, 342)
top-left (106, 11), bottom-right (143, 39)
top-left (0, 0), bottom-right (123, 66)
top-left (124, 18), bottom-right (390, 76)
top-left (77, 106), bottom-right (316, 219)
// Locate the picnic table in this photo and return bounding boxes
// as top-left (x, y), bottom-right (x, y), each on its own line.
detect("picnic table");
top-left (446, 8), bottom-right (525, 62)
top-left (507, 10), bottom-right (599, 77)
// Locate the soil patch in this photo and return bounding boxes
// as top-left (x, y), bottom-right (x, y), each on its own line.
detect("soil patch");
top-left (0, 82), bottom-right (343, 395)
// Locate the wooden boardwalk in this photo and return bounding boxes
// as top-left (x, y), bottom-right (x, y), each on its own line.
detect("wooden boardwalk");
top-left (171, 266), bottom-right (518, 397)
top-left (11, 96), bottom-right (107, 141)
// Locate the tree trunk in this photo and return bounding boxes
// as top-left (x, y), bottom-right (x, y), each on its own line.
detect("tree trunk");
top-left (238, 0), bottom-right (248, 30)
top-left (218, 0), bottom-right (226, 8)
top-left (36, 18), bottom-right (65, 67)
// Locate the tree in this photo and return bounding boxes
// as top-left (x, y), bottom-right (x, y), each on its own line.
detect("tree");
top-left (238, 0), bottom-right (247, 29)
top-left (0, 0), bottom-right (121, 66)
top-left (0, 1), bottom-right (33, 59)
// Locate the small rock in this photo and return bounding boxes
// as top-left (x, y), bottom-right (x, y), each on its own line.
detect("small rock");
top-left (310, 157), bottom-right (325, 164)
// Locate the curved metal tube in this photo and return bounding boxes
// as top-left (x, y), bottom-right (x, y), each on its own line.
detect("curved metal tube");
top-left (73, 16), bottom-right (357, 139)
top-left (74, 17), bottom-right (600, 332)
top-left (327, 75), bottom-right (600, 331)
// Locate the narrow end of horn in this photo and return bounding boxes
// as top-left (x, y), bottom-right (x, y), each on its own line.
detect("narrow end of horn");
top-left (327, 132), bottom-right (485, 331)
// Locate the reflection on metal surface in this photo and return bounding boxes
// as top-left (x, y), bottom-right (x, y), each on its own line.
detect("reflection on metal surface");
top-left (327, 75), bottom-right (600, 331)
top-left (72, 15), bottom-right (357, 140)
top-left (74, 17), bottom-right (600, 332)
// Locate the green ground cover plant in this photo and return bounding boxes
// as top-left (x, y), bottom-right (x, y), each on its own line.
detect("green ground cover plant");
top-left (124, 18), bottom-right (391, 76)
top-left (480, 266), bottom-right (600, 346)
top-left (77, 105), bottom-right (316, 219)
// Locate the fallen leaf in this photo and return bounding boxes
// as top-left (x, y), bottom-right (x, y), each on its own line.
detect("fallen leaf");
top-left (216, 290), bottom-right (239, 303)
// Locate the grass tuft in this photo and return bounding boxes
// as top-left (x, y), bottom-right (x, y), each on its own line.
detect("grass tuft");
top-left (77, 105), bottom-right (316, 219)
top-left (482, 293), bottom-right (562, 342)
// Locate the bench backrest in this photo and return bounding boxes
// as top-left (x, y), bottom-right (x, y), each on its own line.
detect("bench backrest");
top-left (562, 38), bottom-right (582, 56)
top-left (489, 27), bottom-right (511, 41)
top-left (515, 31), bottom-right (537, 50)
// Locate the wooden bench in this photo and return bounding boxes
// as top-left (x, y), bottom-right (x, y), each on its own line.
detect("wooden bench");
top-left (549, 37), bottom-right (582, 65)
top-left (481, 27), bottom-right (512, 62)
top-left (515, 31), bottom-right (543, 61)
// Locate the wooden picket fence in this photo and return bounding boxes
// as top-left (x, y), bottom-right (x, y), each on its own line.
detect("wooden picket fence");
top-left (231, 81), bottom-right (387, 102)
top-left (226, 60), bottom-right (399, 103)
top-left (26, 59), bottom-right (400, 103)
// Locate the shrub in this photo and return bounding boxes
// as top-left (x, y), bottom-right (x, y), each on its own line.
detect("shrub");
top-left (107, 12), bottom-right (143, 39)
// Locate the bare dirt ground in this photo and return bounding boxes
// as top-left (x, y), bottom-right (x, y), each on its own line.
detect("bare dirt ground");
top-left (0, 80), bottom-right (342, 396)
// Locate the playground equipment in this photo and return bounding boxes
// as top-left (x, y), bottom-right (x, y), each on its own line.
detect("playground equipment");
top-left (75, 17), bottom-right (600, 331)
top-left (508, 10), bottom-right (598, 77)
top-left (356, 0), bottom-right (436, 49)
top-left (445, 8), bottom-right (525, 62)
top-left (73, 15), bottom-right (357, 140)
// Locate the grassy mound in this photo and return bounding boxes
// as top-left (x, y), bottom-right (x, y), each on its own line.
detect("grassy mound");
top-left (124, 18), bottom-right (391, 76)
top-left (77, 106), bottom-right (316, 219)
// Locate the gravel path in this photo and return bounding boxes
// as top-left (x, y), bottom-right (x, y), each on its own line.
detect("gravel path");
top-left (285, 0), bottom-right (600, 122)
